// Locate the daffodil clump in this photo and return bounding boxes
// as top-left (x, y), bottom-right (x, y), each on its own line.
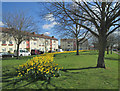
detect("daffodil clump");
top-left (16, 53), bottom-right (63, 81)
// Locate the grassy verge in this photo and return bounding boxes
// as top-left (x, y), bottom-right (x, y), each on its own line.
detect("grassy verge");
top-left (1, 51), bottom-right (119, 89)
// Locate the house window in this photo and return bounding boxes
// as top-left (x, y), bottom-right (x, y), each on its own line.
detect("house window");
top-left (68, 42), bottom-right (70, 44)
top-left (2, 48), bottom-right (6, 52)
top-left (9, 41), bottom-right (13, 44)
top-left (2, 41), bottom-right (6, 44)
top-left (9, 34), bottom-right (12, 37)
top-left (34, 43), bottom-right (36, 45)
top-left (23, 42), bottom-right (25, 44)
top-left (2, 33), bottom-right (7, 37)
top-left (9, 48), bottom-right (13, 51)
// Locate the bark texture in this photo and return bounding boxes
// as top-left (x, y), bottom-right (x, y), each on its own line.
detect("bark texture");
top-left (76, 39), bottom-right (79, 55)
top-left (16, 44), bottom-right (20, 59)
top-left (97, 35), bottom-right (107, 68)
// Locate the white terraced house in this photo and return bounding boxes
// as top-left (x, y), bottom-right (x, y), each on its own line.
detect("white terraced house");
top-left (0, 27), bottom-right (58, 53)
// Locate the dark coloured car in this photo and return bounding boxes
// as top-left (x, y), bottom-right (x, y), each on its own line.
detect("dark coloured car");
top-left (31, 50), bottom-right (44, 55)
top-left (39, 51), bottom-right (44, 54)
top-left (113, 49), bottom-right (118, 51)
top-left (48, 50), bottom-right (55, 53)
top-left (0, 52), bottom-right (14, 58)
top-left (66, 49), bottom-right (71, 51)
top-left (31, 50), bottom-right (39, 55)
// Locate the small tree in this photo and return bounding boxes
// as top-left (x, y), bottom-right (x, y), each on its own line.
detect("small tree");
top-left (2, 11), bottom-right (38, 59)
top-left (55, 19), bottom-right (89, 55)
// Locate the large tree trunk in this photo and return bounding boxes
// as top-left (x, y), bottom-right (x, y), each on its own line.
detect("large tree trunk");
top-left (76, 39), bottom-right (79, 55)
top-left (106, 46), bottom-right (109, 54)
top-left (16, 44), bottom-right (20, 59)
top-left (97, 35), bottom-right (107, 68)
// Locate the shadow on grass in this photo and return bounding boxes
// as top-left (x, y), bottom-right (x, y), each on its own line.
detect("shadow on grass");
top-left (79, 53), bottom-right (98, 55)
top-left (105, 57), bottom-right (120, 61)
top-left (61, 67), bottom-right (97, 72)
top-left (2, 70), bottom-right (18, 83)
top-left (2, 70), bottom-right (60, 89)
top-left (2, 56), bottom-right (35, 60)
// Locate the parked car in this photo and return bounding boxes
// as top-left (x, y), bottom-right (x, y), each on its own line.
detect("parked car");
top-left (31, 50), bottom-right (39, 55)
top-left (14, 49), bottom-right (31, 56)
top-left (113, 49), bottom-right (118, 51)
top-left (48, 50), bottom-right (55, 53)
top-left (0, 52), bottom-right (14, 58)
top-left (57, 49), bottom-right (63, 52)
top-left (31, 50), bottom-right (44, 55)
top-left (39, 51), bottom-right (44, 54)
top-left (66, 49), bottom-right (71, 51)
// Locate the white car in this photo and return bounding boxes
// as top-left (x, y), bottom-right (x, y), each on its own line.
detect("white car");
top-left (14, 49), bottom-right (31, 56)
top-left (57, 49), bottom-right (64, 52)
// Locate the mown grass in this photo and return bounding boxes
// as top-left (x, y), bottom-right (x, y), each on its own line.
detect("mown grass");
top-left (1, 51), bottom-right (119, 90)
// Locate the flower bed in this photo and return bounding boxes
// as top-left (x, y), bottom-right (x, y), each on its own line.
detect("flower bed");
top-left (16, 53), bottom-right (63, 82)
top-left (16, 50), bottom-right (87, 82)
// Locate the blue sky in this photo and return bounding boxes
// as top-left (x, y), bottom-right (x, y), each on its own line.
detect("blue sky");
top-left (1, 2), bottom-right (61, 44)
top-left (1, 2), bottom-right (119, 45)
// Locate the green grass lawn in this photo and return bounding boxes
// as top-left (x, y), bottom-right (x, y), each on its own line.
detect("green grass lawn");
top-left (1, 51), bottom-right (119, 89)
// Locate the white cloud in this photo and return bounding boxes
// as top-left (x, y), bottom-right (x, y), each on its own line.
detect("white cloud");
top-left (44, 13), bottom-right (55, 22)
top-left (42, 22), bottom-right (57, 30)
top-left (43, 13), bottom-right (59, 30)
top-left (44, 32), bottom-right (50, 35)
top-left (0, 21), bottom-right (4, 26)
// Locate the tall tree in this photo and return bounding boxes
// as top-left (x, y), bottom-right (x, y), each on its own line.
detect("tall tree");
top-left (2, 11), bottom-right (38, 59)
top-left (44, 1), bottom-right (120, 68)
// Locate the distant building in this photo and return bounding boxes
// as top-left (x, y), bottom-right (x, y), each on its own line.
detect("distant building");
top-left (60, 38), bottom-right (89, 51)
top-left (0, 27), bottom-right (58, 53)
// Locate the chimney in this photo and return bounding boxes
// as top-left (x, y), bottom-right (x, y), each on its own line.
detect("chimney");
top-left (52, 36), bottom-right (54, 38)
top-left (32, 32), bottom-right (35, 35)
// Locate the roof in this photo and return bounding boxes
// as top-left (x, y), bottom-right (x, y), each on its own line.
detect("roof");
top-left (0, 27), bottom-right (58, 40)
